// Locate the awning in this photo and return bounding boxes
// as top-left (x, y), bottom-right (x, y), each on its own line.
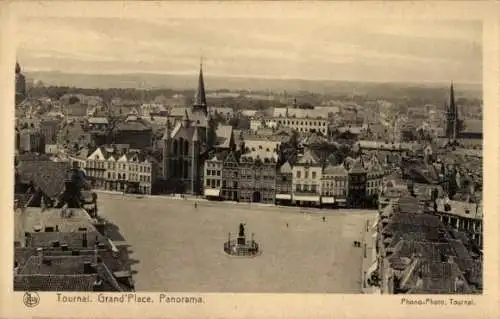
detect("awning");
top-left (293, 195), bottom-right (320, 202)
top-left (321, 197), bottom-right (335, 204)
top-left (276, 194), bottom-right (292, 200)
top-left (336, 198), bottom-right (347, 203)
top-left (204, 188), bottom-right (220, 197)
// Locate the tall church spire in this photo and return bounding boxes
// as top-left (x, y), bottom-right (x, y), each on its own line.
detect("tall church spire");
top-left (192, 60), bottom-right (207, 113)
top-left (446, 81), bottom-right (459, 141)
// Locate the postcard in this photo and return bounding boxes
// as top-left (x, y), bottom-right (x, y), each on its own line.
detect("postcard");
top-left (0, 1), bottom-right (498, 318)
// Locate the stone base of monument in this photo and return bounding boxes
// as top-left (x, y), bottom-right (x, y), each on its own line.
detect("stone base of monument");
top-left (224, 233), bottom-right (260, 257)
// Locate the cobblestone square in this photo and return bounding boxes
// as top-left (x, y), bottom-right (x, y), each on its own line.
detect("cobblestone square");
top-left (98, 193), bottom-right (377, 293)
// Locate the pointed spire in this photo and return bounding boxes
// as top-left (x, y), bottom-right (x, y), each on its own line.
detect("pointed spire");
top-left (192, 126), bottom-right (199, 142)
top-left (182, 109), bottom-right (190, 128)
top-left (193, 60), bottom-right (207, 113)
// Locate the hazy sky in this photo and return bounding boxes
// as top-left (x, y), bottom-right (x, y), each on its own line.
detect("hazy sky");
top-left (15, 2), bottom-right (483, 84)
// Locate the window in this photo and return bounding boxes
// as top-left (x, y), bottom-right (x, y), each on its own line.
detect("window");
top-left (312, 171), bottom-right (316, 179)
top-left (296, 171), bottom-right (301, 178)
top-left (216, 170), bottom-right (221, 176)
top-left (216, 180), bottom-right (221, 187)
top-left (305, 171), bottom-right (309, 178)
top-left (223, 180), bottom-right (227, 187)
top-left (296, 184), bottom-right (301, 192)
top-left (304, 184), bottom-right (309, 191)
top-left (206, 179), bottom-right (210, 187)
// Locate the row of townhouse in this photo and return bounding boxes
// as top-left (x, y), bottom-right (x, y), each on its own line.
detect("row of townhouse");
top-left (71, 145), bottom-right (158, 195)
top-left (203, 148), bottom-right (391, 208)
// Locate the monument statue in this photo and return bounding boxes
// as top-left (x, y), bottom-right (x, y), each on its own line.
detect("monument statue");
top-left (239, 223), bottom-right (246, 237)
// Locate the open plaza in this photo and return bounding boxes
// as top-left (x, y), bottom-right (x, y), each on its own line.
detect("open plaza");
top-left (97, 192), bottom-right (377, 293)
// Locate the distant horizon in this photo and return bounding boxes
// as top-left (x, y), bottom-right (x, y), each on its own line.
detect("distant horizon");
top-left (23, 69), bottom-right (482, 89)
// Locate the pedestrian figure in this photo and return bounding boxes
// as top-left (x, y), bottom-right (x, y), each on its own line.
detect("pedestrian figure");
top-left (322, 216), bottom-right (326, 222)
top-left (194, 202), bottom-right (197, 209)
top-left (286, 223), bottom-right (289, 228)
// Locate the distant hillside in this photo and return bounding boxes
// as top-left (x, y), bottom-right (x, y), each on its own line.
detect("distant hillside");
top-left (25, 71), bottom-right (483, 98)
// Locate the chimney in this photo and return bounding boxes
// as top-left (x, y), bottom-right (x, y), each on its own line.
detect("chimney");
top-left (82, 232), bottom-right (88, 248)
top-left (83, 261), bottom-right (94, 274)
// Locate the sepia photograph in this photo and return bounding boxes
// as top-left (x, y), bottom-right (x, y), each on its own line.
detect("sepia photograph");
top-left (2, 1), bottom-right (499, 318)
top-left (11, 3), bottom-right (485, 295)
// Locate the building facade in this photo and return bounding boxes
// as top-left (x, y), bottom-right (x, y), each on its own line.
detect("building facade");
top-left (221, 151), bottom-right (240, 201)
top-left (239, 150), bottom-right (277, 204)
top-left (292, 149), bottom-right (322, 206)
top-left (203, 153), bottom-right (223, 199)
top-left (19, 129), bottom-right (45, 153)
top-left (321, 164), bottom-right (348, 206)
top-left (86, 146), bottom-right (156, 194)
top-left (275, 162), bottom-right (293, 204)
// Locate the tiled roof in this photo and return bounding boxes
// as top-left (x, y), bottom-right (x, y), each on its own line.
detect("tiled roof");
top-left (323, 164), bottom-right (348, 176)
top-left (349, 159), bottom-right (366, 174)
top-left (14, 274), bottom-right (96, 291)
top-left (16, 161), bottom-right (71, 198)
top-left (15, 208), bottom-right (97, 242)
top-left (26, 231), bottom-right (106, 249)
top-left (404, 259), bottom-right (472, 294)
top-left (116, 119), bottom-right (151, 131)
top-left (296, 148), bottom-right (321, 165)
top-left (19, 255), bottom-right (96, 275)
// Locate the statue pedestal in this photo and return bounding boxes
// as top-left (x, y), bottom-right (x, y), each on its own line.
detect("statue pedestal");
top-left (237, 236), bottom-right (246, 246)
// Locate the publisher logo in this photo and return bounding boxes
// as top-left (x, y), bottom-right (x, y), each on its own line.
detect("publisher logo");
top-left (23, 292), bottom-right (40, 308)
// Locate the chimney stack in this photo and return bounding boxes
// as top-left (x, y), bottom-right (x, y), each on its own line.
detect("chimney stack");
top-left (82, 232), bottom-right (88, 248)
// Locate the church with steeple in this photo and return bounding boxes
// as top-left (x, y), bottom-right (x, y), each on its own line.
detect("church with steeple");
top-left (445, 82), bottom-right (459, 141)
top-left (441, 81), bottom-right (482, 147)
top-left (162, 62), bottom-right (234, 194)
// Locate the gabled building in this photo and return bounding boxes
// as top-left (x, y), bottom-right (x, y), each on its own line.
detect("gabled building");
top-left (321, 164), bottom-right (348, 207)
top-left (239, 148), bottom-right (277, 204)
top-left (86, 146), bottom-right (157, 194)
top-left (292, 149), bottom-right (322, 206)
top-left (346, 158), bottom-right (367, 208)
top-left (203, 152), bottom-right (224, 199)
top-left (275, 161), bottom-right (293, 205)
top-left (221, 151), bottom-right (240, 202)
